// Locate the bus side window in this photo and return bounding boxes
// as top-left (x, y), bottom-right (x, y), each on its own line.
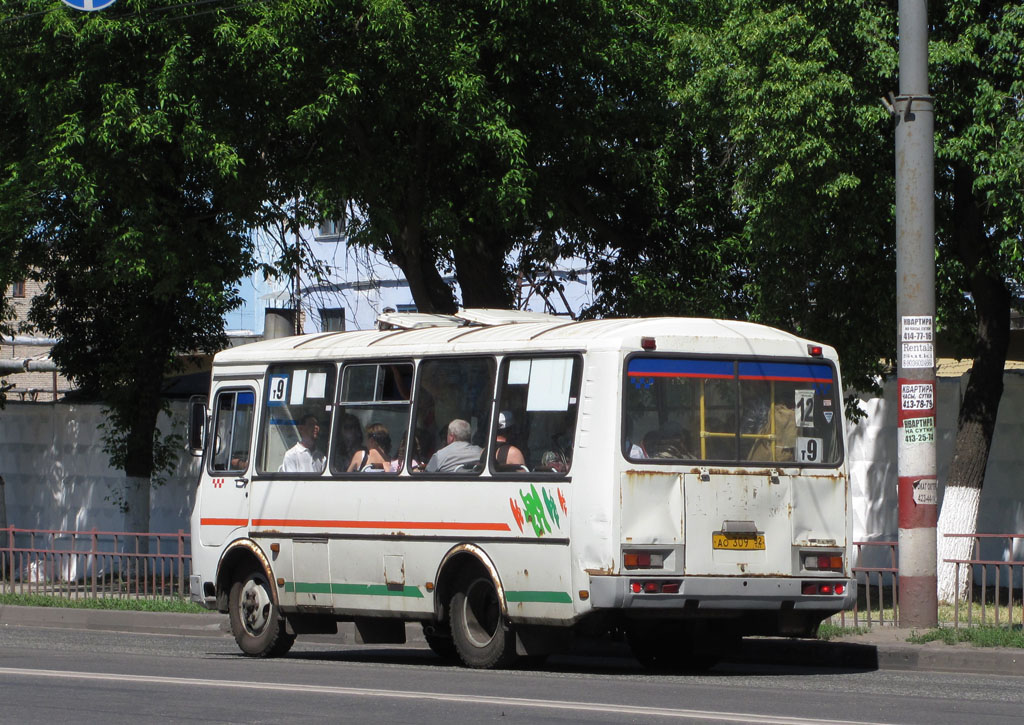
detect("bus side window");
top-left (412, 357), bottom-right (495, 475)
top-left (210, 390), bottom-right (255, 473)
top-left (331, 362), bottom-right (413, 474)
top-left (494, 356), bottom-right (581, 474)
top-left (257, 364), bottom-right (336, 475)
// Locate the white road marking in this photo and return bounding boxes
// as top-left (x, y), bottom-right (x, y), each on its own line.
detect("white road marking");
top-left (0, 666), bottom-right (889, 724)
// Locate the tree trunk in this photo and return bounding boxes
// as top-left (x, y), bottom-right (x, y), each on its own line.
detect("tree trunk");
top-left (379, 127), bottom-right (458, 315)
top-left (935, 165), bottom-right (1011, 603)
top-left (452, 232), bottom-right (514, 309)
top-left (116, 334), bottom-right (171, 546)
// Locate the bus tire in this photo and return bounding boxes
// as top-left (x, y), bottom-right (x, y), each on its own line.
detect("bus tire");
top-left (450, 573), bottom-right (516, 669)
top-left (422, 623), bottom-right (459, 662)
top-left (228, 568), bottom-right (295, 657)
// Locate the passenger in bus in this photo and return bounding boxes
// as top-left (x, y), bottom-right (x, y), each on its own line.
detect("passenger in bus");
top-left (335, 413), bottom-right (363, 466)
top-left (424, 419), bottom-right (483, 472)
top-left (279, 414), bottom-right (326, 473)
top-left (638, 422), bottom-right (695, 459)
top-left (391, 431), bottom-right (424, 473)
top-left (491, 410), bottom-right (527, 472)
top-left (538, 449), bottom-right (569, 473)
top-left (347, 422), bottom-right (391, 472)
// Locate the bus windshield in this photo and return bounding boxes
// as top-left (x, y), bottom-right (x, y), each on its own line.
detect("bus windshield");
top-left (623, 356), bottom-right (842, 466)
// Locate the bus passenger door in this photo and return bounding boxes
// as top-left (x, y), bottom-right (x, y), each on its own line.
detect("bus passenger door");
top-left (199, 387), bottom-right (256, 547)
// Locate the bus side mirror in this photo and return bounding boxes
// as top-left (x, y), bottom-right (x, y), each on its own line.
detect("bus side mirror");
top-left (187, 395), bottom-right (207, 456)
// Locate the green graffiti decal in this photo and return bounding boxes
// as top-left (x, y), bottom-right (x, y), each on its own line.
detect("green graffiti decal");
top-left (519, 484), bottom-right (550, 536)
top-left (519, 484), bottom-right (564, 537)
top-left (542, 487), bottom-right (560, 528)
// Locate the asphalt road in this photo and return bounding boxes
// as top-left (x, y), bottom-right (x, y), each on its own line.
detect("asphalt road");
top-left (1, 623), bottom-right (1022, 724)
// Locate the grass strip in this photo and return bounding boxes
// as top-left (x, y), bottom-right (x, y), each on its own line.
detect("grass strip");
top-left (817, 622), bottom-right (867, 641)
top-left (0, 593), bottom-right (210, 614)
top-left (907, 626), bottom-right (1024, 648)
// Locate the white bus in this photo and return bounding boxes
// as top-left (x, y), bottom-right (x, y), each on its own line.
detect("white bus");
top-left (189, 310), bottom-right (854, 669)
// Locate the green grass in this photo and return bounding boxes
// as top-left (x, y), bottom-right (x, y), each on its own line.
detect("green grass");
top-left (0, 593), bottom-right (210, 614)
top-left (907, 626), bottom-right (1024, 648)
top-left (817, 622), bottom-right (867, 641)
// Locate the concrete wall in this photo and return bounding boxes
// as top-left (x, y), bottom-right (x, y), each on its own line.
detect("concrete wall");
top-left (0, 400), bottom-right (199, 534)
top-left (1, 373), bottom-right (1022, 554)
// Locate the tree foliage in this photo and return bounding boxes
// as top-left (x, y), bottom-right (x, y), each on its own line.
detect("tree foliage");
top-left (0, 1), bottom-right (273, 523)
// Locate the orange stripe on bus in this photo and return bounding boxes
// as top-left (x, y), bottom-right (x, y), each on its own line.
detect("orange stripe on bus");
top-left (250, 519), bottom-right (511, 532)
top-left (201, 518), bottom-right (249, 526)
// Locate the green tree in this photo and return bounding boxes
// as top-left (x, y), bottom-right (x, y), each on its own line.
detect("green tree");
top-left (221, 0), bottom-right (685, 313)
top-left (930, 0), bottom-right (1024, 601)
top-left (605, 0), bottom-right (898, 397)
top-left (1, 1), bottom-right (269, 531)
top-left (626, 0), bottom-right (1022, 601)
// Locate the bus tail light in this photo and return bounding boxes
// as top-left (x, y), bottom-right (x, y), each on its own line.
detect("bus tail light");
top-left (802, 552), bottom-right (844, 572)
top-left (802, 581), bottom-right (847, 596)
top-left (624, 551), bottom-right (665, 569)
top-left (630, 580), bottom-right (680, 594)
top-left (641, 336), bottom-right (657, 351)
top-left (807, 344), bottom-right (823, 357)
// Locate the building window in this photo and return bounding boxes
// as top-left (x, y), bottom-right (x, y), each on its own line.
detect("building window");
top-left (11, 280), bottom-right (26, 298)
top-left (314, 218), bottom-right (344, 240)
top-left (396, 304), bottom-right (417, 313)
top-left (319, 307), bottom-right (346, 332)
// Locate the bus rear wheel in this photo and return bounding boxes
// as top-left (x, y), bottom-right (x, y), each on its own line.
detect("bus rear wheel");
top-left (228, 568), bottom-right (295, 657)
top-left (450, 573), bottom-right (516, 669)
top-left (422, 623), bottom-right (459, 662)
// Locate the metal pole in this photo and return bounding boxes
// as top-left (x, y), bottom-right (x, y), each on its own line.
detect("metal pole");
top-left (895, 0), bottom-right (938, 628)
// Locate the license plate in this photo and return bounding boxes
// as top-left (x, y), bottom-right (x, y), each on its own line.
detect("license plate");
top-left (712, 533), bottom-right (765, 550)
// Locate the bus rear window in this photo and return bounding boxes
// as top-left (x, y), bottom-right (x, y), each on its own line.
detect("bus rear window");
top-left (624, 356), bottom-right (842, 466)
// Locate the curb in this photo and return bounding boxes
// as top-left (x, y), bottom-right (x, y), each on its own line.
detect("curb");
top-left (2, 605), bottom-right (1022, 676)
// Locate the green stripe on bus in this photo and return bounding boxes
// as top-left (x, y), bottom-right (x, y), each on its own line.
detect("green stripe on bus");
top-left (285, 581), bottom-right (332, 594)
top-left (333, 583), bottom-right (424, 598)
top-left (283, 581), bottom-right (424, 598)
top-left (504, 590), bottom-right (573, 604)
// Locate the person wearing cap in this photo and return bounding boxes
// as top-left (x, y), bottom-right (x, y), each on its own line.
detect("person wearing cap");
top-left (492, 410), bottom-right (527, 472)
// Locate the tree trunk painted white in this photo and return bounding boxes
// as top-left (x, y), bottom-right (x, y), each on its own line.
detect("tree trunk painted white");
top-left (936, 484), bottom-right (981, 604)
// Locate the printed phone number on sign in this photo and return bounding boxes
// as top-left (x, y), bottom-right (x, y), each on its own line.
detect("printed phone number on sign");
top-left (901, 383), bottom-right (934, 411)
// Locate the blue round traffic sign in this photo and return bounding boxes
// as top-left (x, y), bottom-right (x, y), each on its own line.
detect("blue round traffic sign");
top-left (61, 0), bottom-right (119, 10)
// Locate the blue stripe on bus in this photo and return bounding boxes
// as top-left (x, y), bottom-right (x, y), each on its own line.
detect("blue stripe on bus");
top-left (737, 361), bottom-right (834, 383)
top-left (237, 391), bottom-right (255, 406)
top-left (627, 358), bottom-right (734, 379)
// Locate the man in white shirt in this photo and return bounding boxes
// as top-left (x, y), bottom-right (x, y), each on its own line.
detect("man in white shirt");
top-left (279, 414), bottom-right (326, 473)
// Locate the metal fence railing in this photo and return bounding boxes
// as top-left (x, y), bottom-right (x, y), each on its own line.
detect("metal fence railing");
top-left (2, 527), bottom-right (1022, 625)
top-left (0, 527), bottom-right (191, 601)
top-left (944, 532), bottom-right (1024, 629)
top-left (834, 540), bottom-right (900, 628)
top-left (836, 534), bottom-right (1024, 630)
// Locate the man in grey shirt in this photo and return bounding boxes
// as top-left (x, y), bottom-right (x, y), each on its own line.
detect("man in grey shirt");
top-left (425, 419), bottom-right (483, 472)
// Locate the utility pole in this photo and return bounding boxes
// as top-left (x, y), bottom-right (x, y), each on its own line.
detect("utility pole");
top-left (893, 0), bottom-right (938, 628)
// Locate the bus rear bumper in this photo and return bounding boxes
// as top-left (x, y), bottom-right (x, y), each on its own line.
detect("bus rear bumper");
top-left (588, 575), bottom-right (856, 613)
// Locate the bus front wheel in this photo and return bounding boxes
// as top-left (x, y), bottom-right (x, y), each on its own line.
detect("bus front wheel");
top-left (228, 568), bottom-right (295, 657)
top-left (450, 573), bottom-right (516, 669)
